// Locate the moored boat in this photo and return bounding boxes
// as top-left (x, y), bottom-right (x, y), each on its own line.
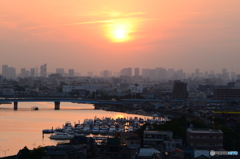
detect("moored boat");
top-left (49, 133), bottom-right (74, 140)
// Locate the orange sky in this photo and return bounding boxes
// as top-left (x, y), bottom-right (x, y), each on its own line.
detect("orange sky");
top-left (1, 0), bottom-right (240, 75)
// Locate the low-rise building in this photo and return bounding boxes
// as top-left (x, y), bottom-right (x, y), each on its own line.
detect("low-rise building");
top-left (143, 131), bottom-right (182, 151)
top-left (186, 128), bottom-right (223, 150)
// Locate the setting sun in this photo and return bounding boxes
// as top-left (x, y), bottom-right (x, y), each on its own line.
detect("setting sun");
top-left (114, 29), bottom-right (127, 39)
top-left (105, 22), bottom-right (133, 43)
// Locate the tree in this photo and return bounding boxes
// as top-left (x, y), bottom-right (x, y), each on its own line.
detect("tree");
top-left (29, 146), bottom-right (46, 159)
top-left (19, 146), bottom-right (30, 159)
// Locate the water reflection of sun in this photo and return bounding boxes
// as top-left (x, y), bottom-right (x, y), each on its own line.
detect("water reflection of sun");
top-left (114, 114), bottom-right (125, 119)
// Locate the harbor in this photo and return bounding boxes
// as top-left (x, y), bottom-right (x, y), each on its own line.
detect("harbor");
top-left (0, 102), bottom-right (170, 157)
top-left (42, 115), bottom-right (169, 141)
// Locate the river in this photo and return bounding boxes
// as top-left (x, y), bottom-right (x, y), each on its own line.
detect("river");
top-left (0, 102), bottom-right (152, 157)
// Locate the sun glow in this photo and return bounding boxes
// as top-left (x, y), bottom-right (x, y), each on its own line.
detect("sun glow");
top-left (106, 22), bottom-right (133, 43)
top-left (114, 29), bottom-right (127, 39)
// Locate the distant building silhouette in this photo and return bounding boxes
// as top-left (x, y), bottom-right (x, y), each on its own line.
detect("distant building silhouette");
top-left (172, 80), bottom-right (188, 100)
top-left (134, 68), bottom-right (140, 77)
top-left (56, 68), bottom-right (64, 76)
top-left (40, 64), bottom-right (47, 77)
top-left (69, 69), bottom-right (74, 77)
top-left (121, 68), bottom-right (132, 77)
top-left (2, 65), bottom-right (16, 79)
top-left (30, 68), bottom-right (35, 77)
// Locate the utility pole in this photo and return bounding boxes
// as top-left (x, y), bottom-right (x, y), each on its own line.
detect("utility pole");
top-left (2, 149), bottom-right (9, 157)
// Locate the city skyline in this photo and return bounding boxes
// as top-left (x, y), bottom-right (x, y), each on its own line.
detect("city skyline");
top-left (1, 1), bottom-right (240, 74)
top-left (1, 64), bottom-right (239, 80)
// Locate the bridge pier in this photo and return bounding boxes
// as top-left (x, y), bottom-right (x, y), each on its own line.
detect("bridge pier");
top-left (14, 102), bottom-right (18, 110)
top-left (54, 102), bottom-right (60, 110)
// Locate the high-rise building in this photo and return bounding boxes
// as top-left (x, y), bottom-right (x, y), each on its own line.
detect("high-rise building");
top-left (2, 65), bottom-right (8, 78)
top-left (2, 65), bottom-right (16, 79)
top-left (167, 68), bottom-right (174, 80)
top-left (56, 68), bottom-right (64, 76)
top-left (134, 68), bottom-right (140, 77)
top-left (195, 69), bottom-right (200, 78)
top-left (120, 68), bottom-right (132, 77)
top-left (142, 69), bottom-right (151, 79)
top-left (40, 64), bottom-right (47, 77)
top-left (155, 67), bottom-right (166, 80)
top-left (30, 68), bottom-right (35, 77)
top-left (68, 69), bottom-right (74, 77)
top-left (0, 75), bottom-right (3, 84)
top-left (103, 70), bottom-right (109, 78)
top-left (20, 68), bottom-right (27, 78)
top-left (172, 80), bottom-right (188, 100)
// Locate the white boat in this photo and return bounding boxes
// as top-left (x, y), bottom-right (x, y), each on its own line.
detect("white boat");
top-left (62, 121), bottom-right (73, 133)
top-left (118, 125), bottom-right (125, 132)
top-left (108, 125), bottom-right (116, 134)
top-left (49, 133), bottom-right (74, 140)
top-left (94, 118), bottom-right (101, 124)
top-left (92, 125), bottom-right (100, 134)
top-left (127, 126), bottom-right (134, 132)
top-left (74, 124), bottom-right (83, 133)
top-left (138, 118), bottom-right (144, 124)
top-left (99, 125), bottom-right (108, 134)
top-left (83, 124), bottom-right (91, 134)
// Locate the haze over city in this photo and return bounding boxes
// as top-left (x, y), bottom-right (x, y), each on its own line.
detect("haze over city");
top-left (1, 0), bottom-right (240, 73)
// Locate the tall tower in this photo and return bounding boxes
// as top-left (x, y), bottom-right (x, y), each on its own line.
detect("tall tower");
top-left (134, 68), bottom-right (140, 77)
top-left (68, 69), bottom-right (74, 77)
top-left (172, 80), bottom-right (188, 100)
top-left (40, 64), bottom-right (47, 77)
top-left (2, 65), bottom-right (8, 78)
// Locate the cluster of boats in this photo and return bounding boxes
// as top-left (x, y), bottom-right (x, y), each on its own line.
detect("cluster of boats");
top-left (43, 116), bottom-right (168, 140)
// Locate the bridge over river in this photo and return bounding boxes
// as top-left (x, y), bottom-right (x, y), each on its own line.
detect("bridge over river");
top-left (0, 98), bottom-right (165, 110)
top-left (0, 98), bottom-right (125, 110)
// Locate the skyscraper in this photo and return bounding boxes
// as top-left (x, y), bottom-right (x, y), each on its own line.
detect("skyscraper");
top-left (40, 64), bottom-right (47, 77)
top-left (56, 68), bottom-right (64, 76)
top-left (69, 69), bottom-right (74, 77)
top-left (2, 65), bottom-right (8, 77)
top-left (120, 68), bottom-right (132, 77)
top-left (20, 68), bottom-right (27, 78)
top-left (172, 80), bottom-right (188, 100)
top-left (30, 68), bottom-right (35, 77)
top-left (2, 65), bottom-right (16, 79)
top-left (134, 68), bottom-right (140, 76)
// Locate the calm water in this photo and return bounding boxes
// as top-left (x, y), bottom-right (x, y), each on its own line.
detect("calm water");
top-left (0, 102), bottom-right (150, 157)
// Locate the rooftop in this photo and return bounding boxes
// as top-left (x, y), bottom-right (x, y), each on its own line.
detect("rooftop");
top-left (187, 128), bottom-right (223, 134)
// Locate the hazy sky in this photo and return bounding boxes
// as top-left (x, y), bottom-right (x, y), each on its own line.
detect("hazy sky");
top-left (1, 0), bottom-right (240, 75)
